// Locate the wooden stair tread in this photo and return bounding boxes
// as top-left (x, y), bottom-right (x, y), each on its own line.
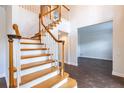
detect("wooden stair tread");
top-left (19, 67), bottom-right (59, 85)
top-left (21, 54), bottom-right (52, 59)
top-left (20, 42), bottom-right (44, 45)
top-left (21, 59), bottom-right (55, 70)
top-left (21, 48), bottom-right (48, 51)
top-left (21, 37), bottom-right (40, 40)
top-left (14, 60), bottom-right (55, 72)
top-left (59, 78), bottom-right (77, 88)
top-left (32, 72), bottom-right (69, 88)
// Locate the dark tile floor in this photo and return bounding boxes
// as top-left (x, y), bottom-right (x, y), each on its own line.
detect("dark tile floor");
top-left (0, 77), bottom-right (7, 88)
top-left (1, 57), bottom-right (124, 88)
top-left (65, 57), bottom-right (124, 88)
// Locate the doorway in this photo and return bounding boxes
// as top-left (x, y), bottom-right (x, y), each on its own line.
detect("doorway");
top-left (58, 31), bottom-right (69, 64)
top-left (78, 21), bottom-right (113, 60)
top-left (74, 21), bottom-right (119, 87)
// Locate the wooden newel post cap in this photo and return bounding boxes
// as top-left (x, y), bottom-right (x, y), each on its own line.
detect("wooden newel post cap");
top-left (12, 24), bottom-right (21, 36)
top-left (13, 24), bottom-right (18, 31)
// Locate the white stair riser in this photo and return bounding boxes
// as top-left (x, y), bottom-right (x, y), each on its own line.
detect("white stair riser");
top-left (52, 78), bottom-right (68, 88)
top-left (21, 44), bottom-right (44, 49)
top-left (14, 63), bottom-right (55, 77)
top-left (21, 57), bottom-right (48, 64)
top-left (21, 50), bottom-right (47, 56)
top-left (14, 62), bottom-right (58, 78)
top-left (20, 70), bottom-right (60, 88)
top-left (21, 39), bottom-right (40, 43)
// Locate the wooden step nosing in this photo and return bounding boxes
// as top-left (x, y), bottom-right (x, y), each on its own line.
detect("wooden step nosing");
top-left (21, 60), bottom-right (55, 70)
top-left (32, 72), bottom-right (69, 88)
top-left (14, 60), bottom-right (55, 72)
top-left (21, 37), bottom-right (40, 40)
top-left (51, 73), bottom-right (69, 87)
top-left (20, 42), bottom-right (44, 45)
top-left (21, 54), bottom-right (52, 59)
top-left (20, 67), bottom-right (59, 85)
top-left (59, 78), bottom-right (77, 88)
top-left (21, 48), bottom-right (48, 51)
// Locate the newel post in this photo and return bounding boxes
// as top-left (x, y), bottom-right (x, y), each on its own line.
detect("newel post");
top-left (8, 24), bottom-right (21, 88)
top-left (8, 36), bottom-right (14, 88)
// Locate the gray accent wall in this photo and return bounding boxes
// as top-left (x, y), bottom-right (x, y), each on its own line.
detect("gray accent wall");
top-left (78, 21), bottom-right (112, 60)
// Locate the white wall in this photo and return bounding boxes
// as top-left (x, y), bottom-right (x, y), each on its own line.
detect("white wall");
top-left (69, 5), bottom-right (124, 78)
top-left (69, 6), bottom-right (114, 66)
top-left (112, 6), bottom-right (124, 77)
top-left (58, 18), bottom-right (70, 33)
top-left (0, 6), bottom-right (7, 77)
top-left (61, 6), bottom-right (70, 21)
top-left (12, 6), bottom-right (39, 37)
top-left (78, 21), bottom-right (113, 60)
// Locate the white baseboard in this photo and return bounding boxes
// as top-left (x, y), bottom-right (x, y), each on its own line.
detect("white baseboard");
top-left (0, 73), bottom-right (5, 78)
top-left (78, 56), bottom-right (112, 61)
top-left (112, 71), bottom-right (124, 78)
top-left (65, 62), bottom-right (78, 66)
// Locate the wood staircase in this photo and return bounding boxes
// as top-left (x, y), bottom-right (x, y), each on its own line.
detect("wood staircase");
top-left (7, 5), bottom-right (77, 88)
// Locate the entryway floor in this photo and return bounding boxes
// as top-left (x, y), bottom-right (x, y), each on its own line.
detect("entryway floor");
top-left (0, 77), bottom-right (7, 88)
top-left (65, 57), bottom-right (124, 88)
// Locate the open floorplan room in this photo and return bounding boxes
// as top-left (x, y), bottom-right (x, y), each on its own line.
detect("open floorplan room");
top-left (0, 5), bottom-right (124, 88)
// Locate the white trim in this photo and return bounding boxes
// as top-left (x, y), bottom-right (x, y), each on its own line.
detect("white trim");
top-left (52, 78), bottom-right (68, 88)
top-left (112, 71), bottom-right (124, 78)
top-left (78, 56), bottom-right (112, 61)
top-left (0, 73), bottom-right (5, 78)
top-left (5, 76), bottom-right (9, 88)
top-left (65, 62), bottom-right (78, 66)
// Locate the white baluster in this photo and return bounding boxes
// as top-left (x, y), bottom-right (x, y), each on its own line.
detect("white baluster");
top-left (13, 39), bottom-right (21, 88)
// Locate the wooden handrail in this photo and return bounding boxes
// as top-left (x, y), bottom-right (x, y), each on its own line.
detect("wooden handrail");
top-left (62, 5), bottom-right (70, 11)
top-left (42, 6), bottom-right (59, 16)
top-left (41, 21), bottom-right (64, 43)
top-left (41, 5), bottom-right (64, 43)
top-left (40, 5), bottom-right (65, 76)
top-left (43, 24), bottom-right (65, 77)
top-left (8, 35), bottom-right (22, 39)
top-left (12, 24), bottom-right (35, 40)
top-left (41, 5), bottom-right (70, 16)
